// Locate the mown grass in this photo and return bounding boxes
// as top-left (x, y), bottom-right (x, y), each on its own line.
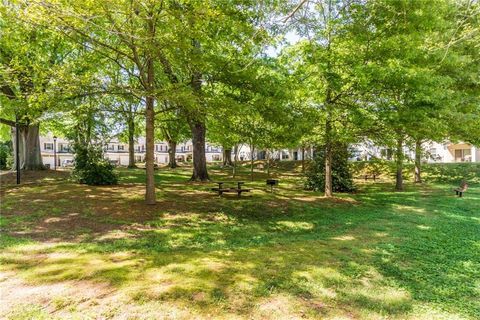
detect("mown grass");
top-left (0, 162), bottom-right (479, 319)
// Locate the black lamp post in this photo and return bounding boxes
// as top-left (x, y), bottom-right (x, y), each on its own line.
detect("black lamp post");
top-left (53, 136), bottom-right (57, 170)
top-left (15, 113), bottom-right (20, 184)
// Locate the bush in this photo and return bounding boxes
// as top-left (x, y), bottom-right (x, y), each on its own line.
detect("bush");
top-left (350, 160), bottom-right (480, 184)
top-left (71, 143), bottom-right (118, 185)
top-left (0, 141), bottom-right (12, 170)
top-left (305, 143), bottom-right (355, 192)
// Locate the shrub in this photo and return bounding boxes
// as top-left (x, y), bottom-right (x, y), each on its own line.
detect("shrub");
top-left (0, 141), bottom-right (12, 170)
top-left (71, 143), bottom-right (118, 185)
top-left (350, 160), bottom-right (480, 184)
top-left (305, 143), bottom-right (355, 192)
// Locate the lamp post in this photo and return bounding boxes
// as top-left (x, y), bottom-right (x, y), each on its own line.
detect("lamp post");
top-left (53, 136), bottom-right (57, 170)
top-left (15, 113), bottom-right (20, 184)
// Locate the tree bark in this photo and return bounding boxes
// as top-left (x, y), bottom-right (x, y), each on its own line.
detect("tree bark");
top-left (395, 136), bottom-right (404, 191)
top-left (11, 123), bottom-right (43, 170)
top-left (266, 149), bottom-right (271, 178)
top-left (144, 54), bottom-right (156, 204)
top-left (127, 116), bottom-right (136, 168)
top-left (250, 144), bottom-right (255, 181)
top-left (189, 120), bottom-right (209, 181)
top-left (168, 140), bottom-right (177, 169)
top-left (188, 38), bottom-right (209, 182)
top-left (301, 146), bottom-right (305, 173)
top-left (414, 139), bottom-right (422, 183)
top-left (233, 144), bottom-right (238, 178)
top-left (324, 119), bottom-right (333, 198)
top-left (222, 147), bottom-right (233, 166)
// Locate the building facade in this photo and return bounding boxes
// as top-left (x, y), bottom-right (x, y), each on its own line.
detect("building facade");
top-left (350, 141), bottom-right (479, 163)
top-left (40, 133), bottom-right (479, 168)
top-left (39, 134), bottom-right (222, 168)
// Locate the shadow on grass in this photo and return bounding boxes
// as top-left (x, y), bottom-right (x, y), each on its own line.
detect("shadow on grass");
top-left (0, 168), bottom-right (479, 318)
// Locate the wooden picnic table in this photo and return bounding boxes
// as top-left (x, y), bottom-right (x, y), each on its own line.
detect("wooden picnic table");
top-left (211, 181), bottom-right (250, 197)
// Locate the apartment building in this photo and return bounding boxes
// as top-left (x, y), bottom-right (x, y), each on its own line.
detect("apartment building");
top-left (39, 134), bottom-right (223, 168)
top-left (350, 141), bottom-right (479, 163)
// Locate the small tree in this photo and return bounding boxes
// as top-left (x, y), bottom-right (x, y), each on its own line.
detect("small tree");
top-left (71, 142), bottom-right (118, 185)
top-left (305, 143), bottom-right (355, 193)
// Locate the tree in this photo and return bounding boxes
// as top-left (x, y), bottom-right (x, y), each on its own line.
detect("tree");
top-left (364, 0), bottom-right (478, 190)
top-left (0, 2), bottom-right (75, 170)
top-left (156, 106), bottom-right (189, 169)
top-left (286, 0), bottom-right (376, 197)
top-left (37, 0), bottom-right (178, 204)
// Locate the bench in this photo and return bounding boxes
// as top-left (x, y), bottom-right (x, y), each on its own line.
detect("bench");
top-left (211, 181), bottom-right (251, 197)
top-left (355, 174), bottom-right (380, 181)
top-left (454, 181), bottom-right (468, 197)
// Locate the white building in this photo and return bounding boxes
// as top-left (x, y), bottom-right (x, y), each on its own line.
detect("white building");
top-left (350, 140), bottom-right (479, 163)
top-left (425, 141), bottom-right (479, 163)
top-left (39, 134), bottom-right (222, 168)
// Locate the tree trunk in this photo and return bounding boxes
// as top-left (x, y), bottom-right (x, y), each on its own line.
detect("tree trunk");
top-left (266, 149), bottom-right (271, 178)
top-left (222, 147), bottom-right (233, 166)
top-left (395, 136), bottom-right (404, 191)
top-left (12, 123), bottom-right (43, 170)
top-left (144, 55), bottom-right (156, 205)
top-left (233, 144), bottom-right (238, 178)
top-left (250, 144), bottom-right (255, 181)
top-left (301, 146), bottom-right (305, 173)
top-left (189, 120), bottom-right (209, 181)
top-left (414, 139), bottom-right (422, 183)
top-left (324, 119), bottom-right (333, 198)
top-left (168, 140), bottom-right (177, 169)
top-left (127, 116), bottom-right (136, 168)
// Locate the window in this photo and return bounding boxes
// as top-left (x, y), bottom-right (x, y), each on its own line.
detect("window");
top-left (59, 144), bottom-right (70, 152)
top-left (44, 143), bottom-right (53, 150)
top-left (118, 145), bottom-right (124, 151)
top-left (107, 144), bottom-right (114, 151)
top-left (455, 149), bottom-right (472, 162)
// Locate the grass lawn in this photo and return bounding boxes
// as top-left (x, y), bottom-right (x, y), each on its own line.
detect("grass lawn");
top-left (0, 163), bottom-right (479, 319)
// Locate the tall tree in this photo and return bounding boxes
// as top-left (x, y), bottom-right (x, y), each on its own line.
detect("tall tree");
top-left (0, 2), bottom-right (75, 170)
top-left (286, 0), bottom-right (375, 197)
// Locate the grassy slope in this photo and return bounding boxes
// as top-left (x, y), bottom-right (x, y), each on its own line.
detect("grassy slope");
top-left (0, 163), bottom-right (479, 319)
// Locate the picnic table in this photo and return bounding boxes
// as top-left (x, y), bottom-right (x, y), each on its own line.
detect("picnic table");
top-left (211, 181), bottom-right (251, 197)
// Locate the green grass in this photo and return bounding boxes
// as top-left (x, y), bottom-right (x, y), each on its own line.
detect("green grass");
top-left (0, 163), bottom-right (479, 319)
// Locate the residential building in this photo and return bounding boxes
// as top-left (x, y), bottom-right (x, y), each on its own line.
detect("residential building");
top-left (39, 134), bottom-right (223, 168)
top-left (350, 141), bottom-right (479, 163)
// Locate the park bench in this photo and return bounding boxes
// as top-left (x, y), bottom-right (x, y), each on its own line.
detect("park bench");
top-left (355, 174), bottom-right (380, 181)
top-left (454, 181), bottom-right (468, 197)
top-left (211, 181), bottom-right (251, 197)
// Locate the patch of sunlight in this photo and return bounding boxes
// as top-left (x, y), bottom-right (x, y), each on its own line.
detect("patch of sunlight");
top-left (46, 252), bottom-right (79, 260)
top-left (44, 217), bottom-right (63, 223)
top-left (392, 204), bottom-right (427, 214)
top-left (331, 235), bottom-right (355, 241)
top-left (197, 258), bottom-right (226, 272)
top-left (276, 221), bottom-right (314, 231)
top-left (231, 273), bottom-right (258, 292)
top-left (97, 230), bottom-right (133, 241)
top-left (340, 285), bottom-right (412, 315)
top-left (109, 251), bottom-right (134, 262)
top-left (300, 266), bottom-right (348, 288)
top-left (257, 294), bottom-right (297, 317)
top-left (9, 242), bottom-right (58, 252)
top-left (417, 224), bottom-right (431, 230)
top-left (374, 232), bottom-right (388, 237)
top-left (407, 304), bottom-right (468, 320)
top-left (292, 270), bottom-right (338, 299)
